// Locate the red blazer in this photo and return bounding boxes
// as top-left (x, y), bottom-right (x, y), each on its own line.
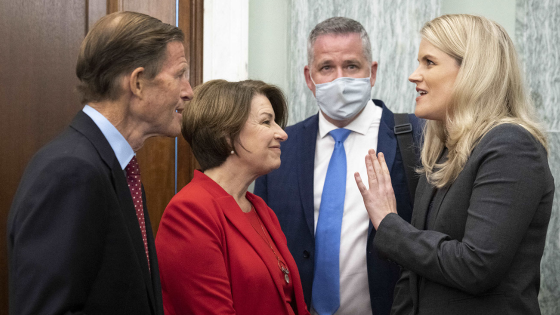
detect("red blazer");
top-left (156, 170), bottom-right (310, 315)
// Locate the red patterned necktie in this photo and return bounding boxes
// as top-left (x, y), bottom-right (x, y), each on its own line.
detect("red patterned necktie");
top-left (125, 156), bottom-right (150, 271)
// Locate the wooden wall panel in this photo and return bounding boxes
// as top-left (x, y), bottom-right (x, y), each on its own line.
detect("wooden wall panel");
top-left (123, 0), bottom-right (176, 25)
top-left (137, 136), bottom-right (177, 235)
top-left (177, 0), bottom-right (204, 189)
top-left (0, 1), bottom-right (88, 313)
top-left (87, 0), bottom-right (107, 31)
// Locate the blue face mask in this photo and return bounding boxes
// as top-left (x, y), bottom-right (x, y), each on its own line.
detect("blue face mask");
top-left (312, 76), bottom-right (372, 121)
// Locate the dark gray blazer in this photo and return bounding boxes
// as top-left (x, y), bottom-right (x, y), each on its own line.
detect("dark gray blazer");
top-left (374, 123), bottom-right (554, 315)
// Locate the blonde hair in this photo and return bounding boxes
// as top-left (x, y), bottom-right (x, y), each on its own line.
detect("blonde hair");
top-left (419, 14), bottom-right (547, 188)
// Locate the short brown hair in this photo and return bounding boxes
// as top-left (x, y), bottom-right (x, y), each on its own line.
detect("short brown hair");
top-left (308, 17), bottom-right (372, 65)
top-left (76, 11), bottom-right (184, 104)
top-left (182, 80), bottom-right (288, 171)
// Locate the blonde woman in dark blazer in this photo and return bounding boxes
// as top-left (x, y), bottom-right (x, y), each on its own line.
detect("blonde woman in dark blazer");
top-left (355, 14), bottom-right (553, 315)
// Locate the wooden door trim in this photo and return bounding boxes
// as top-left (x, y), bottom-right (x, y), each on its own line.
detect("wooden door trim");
top-left (177, 0), bottom-right (203, 190)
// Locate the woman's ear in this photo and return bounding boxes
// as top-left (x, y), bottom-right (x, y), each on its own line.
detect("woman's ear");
top-left (226, 136), bottom-right (235, 154)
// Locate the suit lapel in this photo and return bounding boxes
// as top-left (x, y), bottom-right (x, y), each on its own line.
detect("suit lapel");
top-left (406, 177), bottom-right (432, 315)
top-left (299, 114), bottom-right (319, 236)
top-left (425, 184), bottom-right (451, 229)
top-left (408, 151), bottom-right (448, 314)
top-left (142, 186), bottom-right (159, 314)
top-left (71, 111), bottom-right (157, 314)
top-left (112, 158), bottom-right (157, 313)
top-left (410, 176), bottom-right (435, 230)
top-left (250, 195), bottom-right (301, 313)
top-left (193, 172), bottom-right (289, 307)
top-left (70, 111), bottom-right (118, 168)
top-left (375, 101), bottom-right (397, 173)
top-left (368, 101), bottom-right (398, 237)
top-left (415, 148), bottom-right (449, 230)
top-left (218, 194), bottom-right (287, 304)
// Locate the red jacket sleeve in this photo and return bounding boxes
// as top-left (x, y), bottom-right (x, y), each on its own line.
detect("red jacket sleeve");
top-left (156, 192), bottom-right (236, 315)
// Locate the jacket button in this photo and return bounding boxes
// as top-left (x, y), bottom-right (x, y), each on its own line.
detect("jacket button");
top-left (303, 250), bottom-right (310, 259)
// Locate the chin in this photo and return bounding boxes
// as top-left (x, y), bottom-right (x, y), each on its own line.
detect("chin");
top-left (167, 122), bottom-right (182, 137)
top-left (262, 163), bottom-right (281, 175)
top-left (161, 129), bottom-right (181, 138)
top-left (414, 109), bottom-right (426, 119)
top-left (414, 106), bottom-right (432, 120)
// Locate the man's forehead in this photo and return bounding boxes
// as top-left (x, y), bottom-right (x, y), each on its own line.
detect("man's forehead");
top-left (312, 33), bottom-right (365, 62)
top-left (313, 32), bottom-right (362, 47)
top-left (162, 41), bottom-right (187, 65)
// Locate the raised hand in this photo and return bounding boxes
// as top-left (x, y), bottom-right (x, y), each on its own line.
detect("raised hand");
top-left (354, 149), bottom-right (398, 230)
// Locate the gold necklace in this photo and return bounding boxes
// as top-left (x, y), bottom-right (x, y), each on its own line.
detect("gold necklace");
top-left (248, 206), bottom-right (290, 284)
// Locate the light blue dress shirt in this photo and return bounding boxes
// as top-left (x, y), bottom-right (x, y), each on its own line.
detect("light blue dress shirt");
top-left (82, 105), bottom-right (135, 170)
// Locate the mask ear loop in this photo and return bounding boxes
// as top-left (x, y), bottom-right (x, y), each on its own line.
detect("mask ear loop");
top-left (309, 70), bottom-right (317, 87)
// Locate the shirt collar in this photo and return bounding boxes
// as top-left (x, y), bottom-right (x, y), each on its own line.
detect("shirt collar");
top-left (82, 105), bottom-right (135, 170)
top-left (318, 99), bottom-right (378, 138)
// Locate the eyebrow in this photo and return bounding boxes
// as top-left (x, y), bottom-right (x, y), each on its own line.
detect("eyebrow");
top-left (316, 58), bottom-right (362, 67)
top-left (316, 59), bottom-right (333, 67)
top-left (419, 54), bottom-right (437, 61)
top-left (260, 111), bottom-right (274, 119)
top-left (343, 59), bottom-right (362, 64)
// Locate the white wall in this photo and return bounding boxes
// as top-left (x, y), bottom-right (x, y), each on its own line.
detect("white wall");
top-left (248, 0), bottom-right (289, 93)
top-left (441, 0), bottom-right (516, 41)
top-left (204, 0), bottom-right (249, 81)
top-left (247, 0), bottom-right (518, 103)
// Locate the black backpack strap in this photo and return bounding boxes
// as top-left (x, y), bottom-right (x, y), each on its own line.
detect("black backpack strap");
top-left (394, 113), bottom-right (418, 202)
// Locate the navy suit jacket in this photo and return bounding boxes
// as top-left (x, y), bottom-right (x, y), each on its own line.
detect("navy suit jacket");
top-left (254, 100), bottom-right (422, 315)
top-left (8, 111), bottom-right (163, 315)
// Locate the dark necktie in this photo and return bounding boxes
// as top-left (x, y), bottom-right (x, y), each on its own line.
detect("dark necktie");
top-left (125, 156), bottom-right (150, 271)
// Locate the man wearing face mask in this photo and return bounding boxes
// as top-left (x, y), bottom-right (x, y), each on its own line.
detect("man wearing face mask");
top-left (254, 17), bottom-right (422, 315)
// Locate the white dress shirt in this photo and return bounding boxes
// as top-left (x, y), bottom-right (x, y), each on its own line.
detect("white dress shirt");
top-left (83, 105), bottom-right (135, 170)
top-left (312, 100), bottom-right (382, 315)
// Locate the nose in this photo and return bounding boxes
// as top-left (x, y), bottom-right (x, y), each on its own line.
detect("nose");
top-left (181, 78), bottom-right (194, 101)
top-left (336, 67), bottom-right (344, 79)
top-left (275, 126), bottom-right (288, 142)
top-left (409, 66), bottom-right (422, 83)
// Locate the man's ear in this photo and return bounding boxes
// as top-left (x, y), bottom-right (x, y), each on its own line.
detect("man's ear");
top-left (370, 61), bottom-right (378, 87)
top-left (129, 67), bottom-right (146, 98)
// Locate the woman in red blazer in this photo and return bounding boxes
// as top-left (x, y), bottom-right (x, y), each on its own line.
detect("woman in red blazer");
top-left (156, 79), bottom-right (310, 315)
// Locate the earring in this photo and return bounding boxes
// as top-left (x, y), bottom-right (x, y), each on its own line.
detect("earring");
top-left (231, 150), bottom-right (235, 155)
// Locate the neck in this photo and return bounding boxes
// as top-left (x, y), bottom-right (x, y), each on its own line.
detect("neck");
top-left (204, 158), bottom-right (256, 212)
top-left (89, 99), bottom-right (149, 152)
